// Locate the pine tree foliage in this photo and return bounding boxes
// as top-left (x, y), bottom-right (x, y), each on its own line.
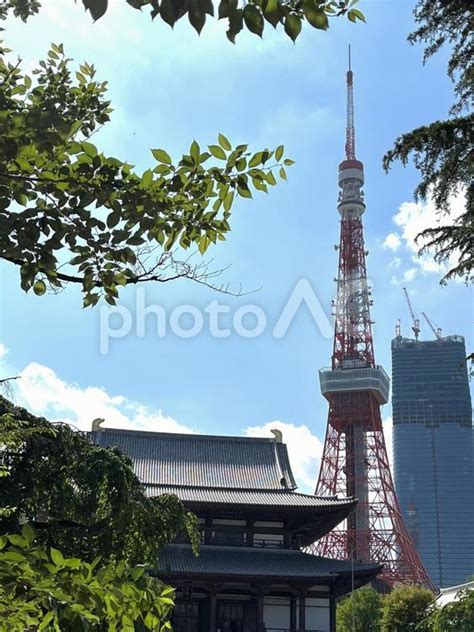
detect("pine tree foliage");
top-left (383, 0), bottom-right (473, 283)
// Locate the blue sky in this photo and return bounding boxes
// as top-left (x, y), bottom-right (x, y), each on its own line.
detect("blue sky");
top-left (0, 0), bottom-right (472, 491)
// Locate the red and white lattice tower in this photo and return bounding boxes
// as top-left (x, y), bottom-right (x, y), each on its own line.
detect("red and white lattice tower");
top-left (310, 51), bottom-right (433, 590)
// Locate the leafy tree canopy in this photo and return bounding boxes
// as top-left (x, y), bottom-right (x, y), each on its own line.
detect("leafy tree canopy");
top-left (383, 0), bottom-right (473, 283)
top-left (336, 586), bottom-right (382, 632)
top-left (427, 589), bottom-right (474, 632)
top-left (0, 0), bottom-right (366, 43)
top-left (0, 396), bottom-right (199, 566)
top-left (380, 585), bottom-right (433, 632)
top-left (0, 43), bottom-right (293, 307)
top-left (0, 525), bottom-right (175, 631)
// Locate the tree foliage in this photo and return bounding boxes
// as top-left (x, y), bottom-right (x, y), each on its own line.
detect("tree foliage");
top-left (0, 43), bottom-right (293, 307)
top-left (426, 589), bottom-right (474, 632)
top-left (0, 525), bottom-right (175, 631)
top-left (336, 586), bottom-right (382, 632)
top-left (0, 397), bottom-right (199, 566)
top-left (383, 0), bottom-right (473, 283)
top-left (380, 585), bottom-right (433, 632)
top-left (0, 0), bottom-right (366, 43)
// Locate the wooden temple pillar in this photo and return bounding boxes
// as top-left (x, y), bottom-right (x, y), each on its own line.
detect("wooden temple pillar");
top-left (298, 589), bottom-right (306, 632)
top-left (329, 590), bottom-right (337, 632)
top-left (256, 590), bottom-right (265, 632)
top-left (290, 594), bottom-right (297, 632)
top-left (209, 589), bottom-right (217, 631)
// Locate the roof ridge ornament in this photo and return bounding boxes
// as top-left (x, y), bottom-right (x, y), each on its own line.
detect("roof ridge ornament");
top-left (91, 418), bottom-right (105, 432)
top-left (271, 428), bottom-right (283, 443)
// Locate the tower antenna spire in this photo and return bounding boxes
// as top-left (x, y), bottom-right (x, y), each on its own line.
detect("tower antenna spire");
top-left (310, 51), bottom-right (433, 591)
top-left (345, 45), bottom-right (355, 160)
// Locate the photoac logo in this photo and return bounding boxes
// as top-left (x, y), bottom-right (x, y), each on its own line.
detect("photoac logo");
top-left (99, 279), bottom-right (334, 354)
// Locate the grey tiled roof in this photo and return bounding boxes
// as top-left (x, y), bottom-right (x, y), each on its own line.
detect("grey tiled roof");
top-left (145, 485), bottom-right (355, 510)
top-left (157, 544), bottom-right (382, 581)
top-left (92, 428), bottom-right (297, 490)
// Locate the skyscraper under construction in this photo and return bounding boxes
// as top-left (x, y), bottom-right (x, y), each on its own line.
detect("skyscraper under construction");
top-left (392, 333), bottom-right (473, 588)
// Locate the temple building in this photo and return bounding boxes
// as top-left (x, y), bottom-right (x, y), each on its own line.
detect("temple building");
top-left (91, 425), bottom-right (381, 631)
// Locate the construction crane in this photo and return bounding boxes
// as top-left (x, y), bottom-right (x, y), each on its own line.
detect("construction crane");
top-left (403, 287), bottom-right (420, 340)
top-left (422, 312), bottom-right (442, 339)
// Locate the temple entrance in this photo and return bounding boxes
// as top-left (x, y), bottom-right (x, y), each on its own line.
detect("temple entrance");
top-left (217, 601), bottom-right (257, 632)
top-left (173, 601), bottom-right (199, 632)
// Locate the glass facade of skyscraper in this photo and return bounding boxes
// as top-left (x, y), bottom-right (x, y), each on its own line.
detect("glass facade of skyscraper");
top-left (392, 335), bottom-right (473, 589)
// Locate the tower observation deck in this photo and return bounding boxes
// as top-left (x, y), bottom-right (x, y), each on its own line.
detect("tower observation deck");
top-left (309, 51), bottom-right (433, 590)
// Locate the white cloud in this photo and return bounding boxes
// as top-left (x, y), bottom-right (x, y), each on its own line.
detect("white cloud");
top-left (0, 344), bottom-right (8, 361)
top-left (16, 362), bottom-right (195, 434)
top-left (383, 233), bottom-right (401, 252)
top-left (388, 256), bottom-right (401, 270)
top-left (384, 192), bottom-right (466, 281)
top-left (244, 420), bottom-right (323, 493)
top-left (12, 360), bottom-right (324, 493)
top-left (402, 267), bottom-right (417, 283)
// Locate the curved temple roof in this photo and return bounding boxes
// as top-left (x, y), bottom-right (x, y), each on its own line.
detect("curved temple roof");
top-left (91, 428), bottom-right (297, 490)
top-left (144, 485), bottom-right (353, 508)
top-left (157, 544), bottom-right (382, 594)
top-left (91, 426), bottom-right (358, 547)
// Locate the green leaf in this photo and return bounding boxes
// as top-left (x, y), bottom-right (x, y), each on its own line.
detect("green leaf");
top-left (209, 145), bottom-right (227, 160)
top-left (266, 170), bottom-right (277, 186)
top-left (348, 8), bottom-right (365, 23)
top-left (223, 191), bottom-right (234, 212)
top-left (159, 0), bottom-right (177, 26)
top-left (152, 148), bottom-right (172, 165)
top-left (7, 535), bottom-right (26, 548)
top-left (252, 177), bottom-right (268, 192)
top-left (21, 524), bottom-right (35, 546)
top-left (198, 235), bottom-right (209, 254)
top-left (237, 185), bottom-right (252, 199)
top-left (218, 0), bottom-right (237, 19)
top-left (50, 547), bottom-right (64, 567)
top-left (351, 8), bottom-right (366, 22)
top-left (0, 551), bottom-right (25, 562)
top-left (275, 144), bottom-right (284, 161)
top-left (188, 2), bottom-right (206, 34)
top-left (115, 273), bottom-right (128, 286)
top-left (82, 0), bottom-right (108, 21)
top-left (81, 141), bottom-right (98, 157)
top-left (284, 14), bottom-right (302, 41)
top-left (279, 166), bottom-right (287, 180)
top-left (218, 133), bottom-right (231, 151)
top-left (303, 0), bottom-right (329, 30)
top-left (190, 140), bottom-right (200, 163)
top-left (198, 0), bottom-right (215, 16)
top-left (263, 0), bottom-right (281, 28)
top-left (33, 280), bottom-right (47, 296)
top-left (38, 612), bottom-right (55, 632)
top-left (141, 169), bottom-right (153, 186)
top-left (243, 4), bottom-right (264, 37)
top-left (131, 565), bottom-right (145, 581)
top-left (249, 152), bottom-right (263, 168)
top-left (226, 8), bottom-right (243, 43)
top-left (107, 212), bottom-right (121, 229)
top-left (284, 158), bottom-right (295, 166)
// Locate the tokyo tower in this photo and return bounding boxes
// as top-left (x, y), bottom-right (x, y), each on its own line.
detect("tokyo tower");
top-left (310, 50), bottom-right (433, 590)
